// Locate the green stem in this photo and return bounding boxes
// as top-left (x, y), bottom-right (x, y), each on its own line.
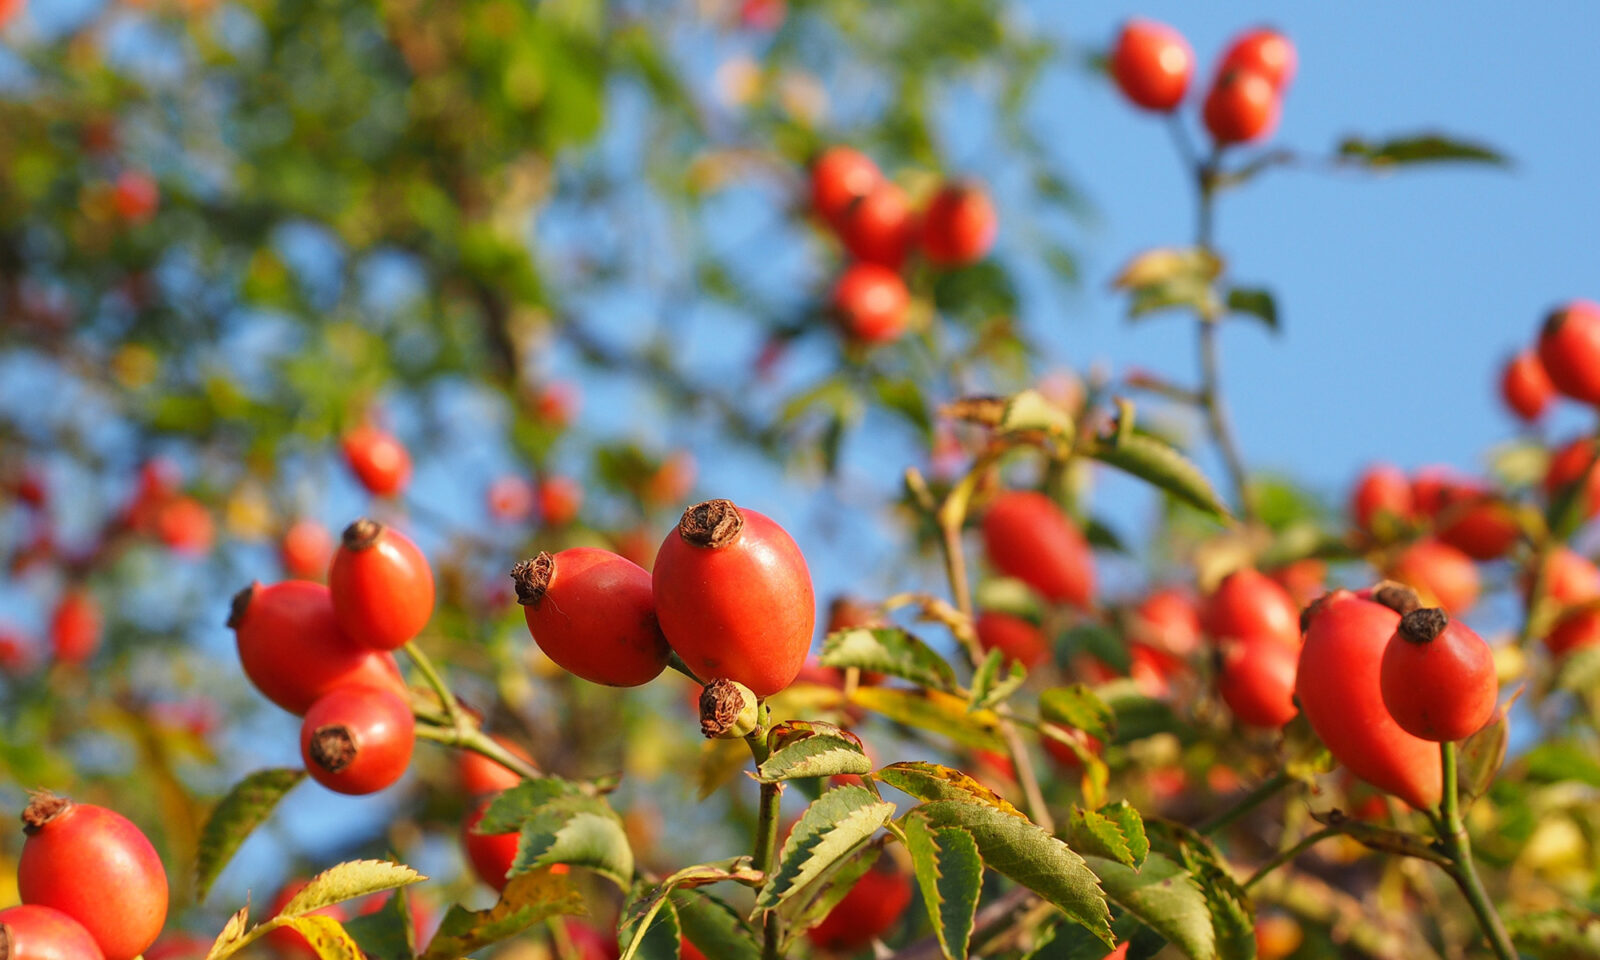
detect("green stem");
top-left (404, 640), bottom-right (464, 733)
top-left (1436, 741), bottom-right (1517, 960)
top-left (747, 719), bottom-right (783, 960)
top-left (1192, 167), bottom-right (1254, 523)
top-left (1244, 825), bottom-right (1340, 889)
top-left (405, 641), bottom-right (543, 782)
top-left (1198, 771), bottom-right (1291, 835)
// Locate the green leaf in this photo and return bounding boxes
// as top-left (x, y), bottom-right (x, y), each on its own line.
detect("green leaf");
top-left (619, 896), bottom-right (681, 960)
top-left (1083, 853), bottom-right (1217, 960)
top-left (479, 778), bottom-right (585, 833)
top-left (776, 842), bottom-right (881, 936)
top-left (1096, 679), bottom-right (1185, 744)
top-left (848, 687), bottom-right (1007, 751)
top-left (1089, 433), bottom-right (1230, 521)
top-left (754, 786), bottom-right (895, 915)
top-left (968, 649), bottom-right (1027, 713)
top-left (1062, 803), bottom-right (1147, 870)
top-left (195, 768), bottom-right (305, 900)
top-left (1193, 858), bottom-right (1256, 960)
top-left (974, 578), bottom-right (1044, 621)
top-left (916, 800), bottom-right (1111, 946)
top-left (342, 888), bottom-right (416, 960)
top-left (1039, 686), bottom-right (1114, 743)
top-left (512, 801), bottom-right (635, 889)
top-left (758, 721), bottom-right (872, 783)
top-left (281, 861), bottom-right (425, 917)
top-left (1112, 247), bottom-right (1224, 322)
top-left (819, 627), bottom-right (960, 693)
top-left (999, 389), bottom-right (1075, 446)
top-left (420, 869), bottom-right (586, 960)
top-left (617, 858), bottom-right (763, 960)
top-left (1225, 287), bottom-right (1278, 331)
top-left (1522, 740), bottom-right (1600, 788)
top-left (903, 814), bottom-right (982, 960)
top-left (873, 762), bottom-right (1024, 818)
top-left (875, 377), bottom-right (932, 438)
top-left (673, 891), bottom-right (762, 960)
top-left (1337, 134), bottom-right (1510, 168)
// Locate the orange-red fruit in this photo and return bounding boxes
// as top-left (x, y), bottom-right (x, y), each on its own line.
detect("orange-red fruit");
top-left (1102, 945), bottom-right (1131, 960)
top-left (1217, 28), bottom-right (1296, 92)
top-left (462, 800), bottom-right (519, 892)
top-left (1434, 494), bottom-right (1520, 561)
top-left (1380, 608), bottom-right (1496, 742)
top-left (1545, 606), bottom-right (1600, 657)
top-left (264, 879), bottom-right (350, 957)
top-left (458, 735), bottom-right (536, 797)
top-left (1202, 568), bottom-right (1299, 646)
top-left (281, 520), bottom-right (334, 580)
top-left (1528, 547), bottom-right (1600, 608)
top-left (229, 580), bottom-right (407, 715)
top-left (805, 858), bottom-right (913, 950)
top-left (0, 0), bottom-right (24, 31)
top-left (49, 589), bottom-right (102, 665)
top-left (1297, 591), bottom-right (1441, 809)
top-left (156, 497), bottom-right (213, 554)
top-left (981, 491), bottom-right (1095, 608)
top-left (1350, 464), bottom-right (1414, 535)
top-left (18, 796), bottom-right (168, 960)
top-left (810, 147), bottom-right (882, 227)
top-left (1544, 436), bottom-right (1600, 518)
top-left (1129, 587), bottom-right (1202, 656)
top-left (300, 686), bottom-right (415, 795)
top-left (563, 921), bottom-right (621, 960)
top-left (341, 424), bottom-right (412, 497)
top-left (1110, 18), bottom-right (1193, 111)
top-left (329, 519), bottom-right (435, 651)
top-left (514, 548), bottom-right (670, 687)
top-left (112, 171), bottom-right (159, 224)
top-left (1218, 637), bottom-right (1298, 728)
top-left (533, 381), bottom-right (580, 428)
top-left (1411, 466), bottom-right (1466, 518)
top-left (839, 181), bottom-right (916, 269)
top-left (1538, 300), bottom-right (1600, 405)
top-left (538, 475), bottom-right (584, 526)
top-left (487, 475), bottom-right (536, 521)
top-left (832, 262), bottom-right (910, 344)
top-left (653, 500), bottom-right (815, 697)
top-left (1388, 538), bottom-right (1480, 614)
top-left (920, 183), bottom-right (998, 267)
top-left (974, 611), bottom-right (1049, 670)
top-left (1501, 350), bottom-right (1554, 421)
top-left (0, 905), bottom-right (106, 960)
top-left (1041, 724), bottom-right (1102, 769)
top-left (1270, 558), bottom-right (1327, 608)
top-left (679, 939), bottom-right (708, 960)
top-left (1202, 68), bottom-right (1279, 145)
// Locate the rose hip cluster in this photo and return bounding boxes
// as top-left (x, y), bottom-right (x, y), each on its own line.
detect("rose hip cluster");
top-left (1110, 19), bottom-right (1295, 146)
top-left (0, 793), bottom-right (169, 960)
top-left (809, 147), bottom-right (998, 346)
top-left (229, 519), bottom-right (433, 795)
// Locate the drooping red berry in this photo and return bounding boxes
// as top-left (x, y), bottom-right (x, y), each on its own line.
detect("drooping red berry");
top-left (1202, 68), bottom-right (1279, 145)
top-left (328, 519), bottom-right (435, 651)
top-left (513, 548), bottom-right (670, 687)
top-left (810, 147), bottom-right (882, 227)
top-left (300, 685), bottom-right (416, 795)
top-left (0, 904), bottom-right (106, 960)
top-left (974, 611), bottom-right (1050, 670)
top-left (341, 424), bottom-right (412, 497)
top-left (1217, 27), bottom-right (1296, 92)
top-left (1109, 18), bottom-right (1193, 112)
top-left (1202, 568), bottom-right (1299, 647)
top-left (832, 261), bottom-right (910, 344)
top-left (1538, 300), bottom-right (1600, 405)
top-left (1379, 608), bottom-right (1497, 742)
top-left (920, 182), bottom-right (998, 267)
top-left (981, 491), bottom-right (1095, 608)
top-left (1500, 350), bottom-right (1554, 421)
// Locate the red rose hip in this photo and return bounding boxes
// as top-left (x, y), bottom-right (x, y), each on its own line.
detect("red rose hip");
top-left (18, 795), bottom-right (168, 960)
top-left (1380, 608), bottom-right (1497, 742)
top-left (462, 800), bottom-right (519, 892)
top-left (49, 589), bottom-right (102, 665)
top-left (974, 611), bottom-right (1049, 670)
top-left (832, 262), bottom-right (910, 344)
top-left (1538, 300), bottom-right (1600, 405)
top-left (981, 491), bottom-right (1095, 608)
top-left (513, 548), bottom-right (670, 687)
top-left (0, 905), bottom-right (106, 960)
top-left (1110, 18), bottom-right (1193, 112)
top-left (1217, 636), bottom-right (1298, 728)
top-left (1501, 350), bottom-right (1554, 421)
top-left (810, 147), bottom-right (881, 227)
top-left (329, 519), bottom-right (435, 651)
top-left (653, 499), bottom-right (815, 697)
top-left (300, 685), bottom-right (416, 794)
top-left (1217, 27), bottom-right (1296, 92)
top-left (839, 180), bottom-right (916, 269)
top-left (342, 424), bottom-right (412, 497)
top-left (805, 856), bottom-right (913, 950)
top-left (1350, 463), bottom-right (1414, 535)
top-left (920, 182), bottom-right (997, 266)
top-left (1202, 568), bottom-right (1299, 647)
top-left (1203, 68), bottom-right (1279, 145)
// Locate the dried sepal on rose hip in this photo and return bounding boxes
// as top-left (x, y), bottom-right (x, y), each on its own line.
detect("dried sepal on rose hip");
top-left (299, 685), bottom-right (416, 795)
top-left (512, 547), bottom-right (669, 687)
top-left (328, 518), bottom-right (435, 651)
top-left (698, 678), bottom-right (761, 739)
top-left (1380, 607), bottom-right (1498, 742)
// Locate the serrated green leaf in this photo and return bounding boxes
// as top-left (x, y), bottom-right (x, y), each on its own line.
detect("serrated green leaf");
top-left (777, 842), bottom-right (881, 936)
top-left (281, 861), bottom-right (425, 917)
top-left (1337, 133), bottom-right (1509, 168)
top-left (819, 627), bottom-right (960, 693)
top-left (758, 721), bottom-right (871, 783)
top-left (1225, 287), bottom-right (1278, 331)
top-left (618, 859), bottom-right (762, 960)
top-left (1193, 858), bottom-right (1255, 960)
top-left (479, 777), bottom-right (585, 833)
top-left (420, 869), bottom-right (586, 960)
top-left (1084, 853), bottom-right (1217, 960)
top-left (917, 800), bottom-right (1111, 945)
top-left (195, 768), bottom-right (306, 900)
top-left (904, 814), bottom-right (982, 960)
top-left (512, 805), bottom-right (634, 889)
top-left (1039, 686), bottom-right (1114, 743)
top-left (754, 786), bottom-right (894, 914)
top-left (1062, 803), bottom-right (1146, 869)
top-left (342, 889), bottom-right (416, 960)
top-left (849, 686), bottom-right (1007, 751)
top-left (873, 762), bottom-right (1025, 818)
top-left (969, 649), bottom-right (1027, 713)
top-left (1090, 433), bottom-right (1230, 520)
top-left (619, 896), bottom-right (681, 960)
top-left (673, 890), bottom-right (762, 960)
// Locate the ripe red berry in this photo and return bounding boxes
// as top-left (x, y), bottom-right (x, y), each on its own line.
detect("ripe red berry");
top-left (156, 496), bottom-right (213, 555)
top-left (1525, 546), bottom-right (1600, 608)
top-left (738, 0), bottom-right (784, 32)
top-left (920, 182), bottom-right (998, 267)
top-left (1545, 606), bottom-right (1600, 657)
top-left (810, 147), bottom-right (882, 227)
top-left (1297, 591), bottom-right (1441, 809)
top-left (462, 800), bottom-right (519, 892)
top-left (458, 735), bottom-right (536, 798)
top-left (1202, 68), bottom-right (1279, 145)
top-left (1501, 350), bottom-right (1554, 421)
top-left (487, 475), bottom-right (536, 521)
top-left (1041, 724), bottom-right (1103, 770)
top-left (1380, 608), bottom-right (1497, 742)
top-left (537, 475), bottom-right (584, 527)
top-left (533, 381), bottom-right (580, 428)
top-left (0, 905), bottom-right (106, 960)
top-left (228, 580), bottom-right (407, 715)
top-left (653, 499), bottom-right (815, 697)
top-left (513, 548), bottom-right (670, 687)
top-left (341, 424), bottom-right (412, 497)
top-left (0, 627), bottom-right (36, 675)
top-left (679, 939), bottom-right (708, 960)
top-left (49, 589), bottom-right (102, 665)
top-left (805, 857), bottom-right (913, 950)
top-left (563, 921), bottom-right (621, 960)
top-left (280, 520), bottom-right (334, 580)
top-left (300, 685), bottom-right (415, 794)
top-left (832, 262), bottom-right (910, 344)
top-left (643, 452), bottom-right (697, 507)
top-left (981, 491), bottom-right (1095, 608)
top-left (1434, 492), bottom-right (1520, 561)
top-left (1538, 300), bottom-right (1600, 405)
top-left (1350, 463), bottom-right (1414, 535)
top-left (1109, 18), bottom-right (1193, 111)
top-left (0, 0), bottom-right (24, 31)
top-left (1544, 436), bottom-right (1600, 517)
top-left (1217, 636), bottom-right (1298, 728)
top-left (264, 878), bottom-right (350, 957)
top-left (1410, 465), bottom-right (1466, 518)
top-left (1128, 588), bottom-right (1201, 656)
top-left (839, 181), bottom-right (916, 269)
top-left (1388, 538), bottom-right (1480, 614)
top-left (329, 519), bottom-right (435, 651)
top-left (1201, 568), bottom-right (1299, 647)
top-left (112, 171), bottom-right (159, 224)
top-left (1269, 558), bottom-right (1326, 607)
top-left (974, 611), bottom-right (1049, 670)
top-left (1217, 28), bottom-right (1296, 92)
top-left (18, 794), bottom-right (168, 960)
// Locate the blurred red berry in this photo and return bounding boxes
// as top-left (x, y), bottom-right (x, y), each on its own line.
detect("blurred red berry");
top-left (50, 590), bottom-right (102, 665)
top-left (839, 181), bottom-right (916, 269)
top-left (342, 424), bottom-right (411, 497)
top-left (1538, 300), bottom-right (1600, 405)
top-left (920, 182), bottom-right (997, 266)
top-left (487, 475), bottom-right (536, 522)
top-left (1217, 27), bottom-right (1296, 91)
top-left (280, 520), bottom-right (333, 580)
top-left (1203, 68), bottom-right (1279, 145)
top-left (113, 171), bottom-right (160, 224)
top-left (832, 262), bottom-right (910, 344)
top-left (1501, 350), bottom-right (1554, 421)
top-left (1110, 19), bottom-right (1193, 111)
top-left (810, 147), bottom-right (881, 227)
top-left (156, 496), bottom-right (213, 555)
top-left (538, 476), bottom-right (583, 526)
